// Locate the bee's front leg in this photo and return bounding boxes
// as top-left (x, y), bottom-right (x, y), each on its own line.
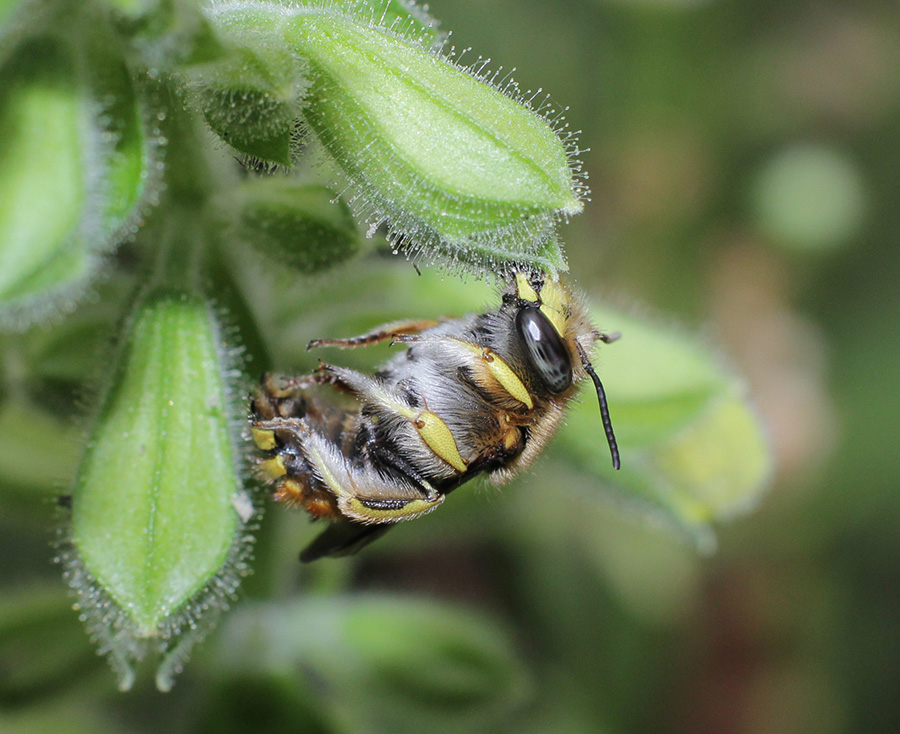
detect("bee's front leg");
top-left (307, 319), bottom-right (440, 350)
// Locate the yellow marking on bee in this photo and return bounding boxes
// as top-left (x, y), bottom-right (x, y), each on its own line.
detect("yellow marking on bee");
top-left (347, 496), bottom-right (443, 522)
top-left (538, 279), bottom-right (568, 335)
top-left (365, 382), bottom-right (417, 420)
top-left (503, 425), bottom-right (521, 452)
top-left (259, 455), bottom-right (287, 479)
top-left (456, 340), bottom-right (534, 409)
top-left (482, 349), bottom-right (534, 409)
top-left (275, 477), bottom-right (305, 504)
top-left (302, 439), bottom-right (442, 523)
top-left (414, 411), bottom-right (468, 473)
top-left (304, 439), bottom-right (444, 523)
top-left (359, 376), bottom-right (466, 472)
top-left (516, 272), bottom-right (539, 302)
top-left (251, 426), bottom-right (277, 451)
top-left (303, 442), bottom-right (343, 496)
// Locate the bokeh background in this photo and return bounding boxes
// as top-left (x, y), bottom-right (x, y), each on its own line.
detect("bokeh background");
top-left (430, 1), bottom-right (900, 731)
top-left (2, 0), bottom-right (899, 732)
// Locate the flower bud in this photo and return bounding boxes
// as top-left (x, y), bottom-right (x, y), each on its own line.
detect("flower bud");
top-left (0, 6), bottom-right (158, 328)
top-left (64, 289), bottom-right (252, 691)
top-left (203, 2), bottom-right (584, 273)
top-left (216, 179), bottom-right (360, 272)
top-left (558, 306), bottom-right (772, 549)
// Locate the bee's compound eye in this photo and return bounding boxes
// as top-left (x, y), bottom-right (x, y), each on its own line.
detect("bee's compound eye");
top-left (515, 306), bottom-right (572, 394)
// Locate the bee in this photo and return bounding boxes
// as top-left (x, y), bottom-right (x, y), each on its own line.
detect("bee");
top-left (250, 271), bottom-right (620, 561)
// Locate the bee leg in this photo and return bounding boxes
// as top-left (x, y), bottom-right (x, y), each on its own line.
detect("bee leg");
top-left (368, 441), bottom-right (432, 493)
top-left (262, 368), bottom-right (338, 393)
top-left (272, 426), bottom-right (446, 526)
top-left (255, 367), bottom-right (358, 417)
top-left (254, 373), bottom-right (323, 412)
top-left (298, 459), bottom-right (447, 561)
top-left (300, 521), bottom-right (392, 562)
top-left (320, 363), bottom-right (469, 475)
top-left (252, 372), bottom-right (328, 422)
top-left (307, 319), bottom-right (440, 350)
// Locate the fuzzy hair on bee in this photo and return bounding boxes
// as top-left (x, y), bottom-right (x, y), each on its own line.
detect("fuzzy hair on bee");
top-left (250, 271), bottom-right (620, 561)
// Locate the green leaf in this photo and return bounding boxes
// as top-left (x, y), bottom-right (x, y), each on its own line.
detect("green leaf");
top-left (0, 585), bottom-right (100, 703)
top-left (0, 6), bottom-right (157, 328)
top-left (0, 399), bottom-right (82, 505)
top-left (0, 0), bottom-right (29, 39)
top-left (66, 289), bottom-right (252, 691)
top-left (202, 2), bottom-right (581, 273)
top-left (212, 595), bottom-right (529, 734)
top-left (556, 306), bottom-right (772, 547)
top-left (215, 179), bottom-right (360, 272)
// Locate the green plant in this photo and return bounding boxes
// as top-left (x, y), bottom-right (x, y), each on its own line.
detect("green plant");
top-left (0, 0), bottom-right (769, 718)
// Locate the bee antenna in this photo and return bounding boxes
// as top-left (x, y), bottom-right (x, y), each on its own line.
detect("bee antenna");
top-left (576, 343), bottom-right (621, 470)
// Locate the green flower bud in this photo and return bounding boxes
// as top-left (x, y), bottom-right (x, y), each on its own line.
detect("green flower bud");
top-left (0, 6), bottom-right (159, 328)
top-left (187, 6), bottom-right (309, 167)
top-left (63, 289), bottom-right (252, 691)
top-left (202, 2), bottom-right (584, 274)
top-left (558, 306), bottom-right (772, 549)
top-left (0, 37), bottom-right (86, 321)
top-left (191, 1), bottom-right (440, 167)
top-left (215, 179), bottom-right (360, 272)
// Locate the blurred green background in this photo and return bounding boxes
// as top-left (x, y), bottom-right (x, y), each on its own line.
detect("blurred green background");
top-left (2, 0), bottom-right (899, 732)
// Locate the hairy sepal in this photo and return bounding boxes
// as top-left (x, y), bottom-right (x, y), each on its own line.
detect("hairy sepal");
top-left (202, 1), bottom-right (583, 275)
top-left (63, 288), bottom-right (254, 691)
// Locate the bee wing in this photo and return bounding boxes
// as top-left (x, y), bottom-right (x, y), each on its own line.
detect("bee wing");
top-left (300, 521), bottom-right (392, 562)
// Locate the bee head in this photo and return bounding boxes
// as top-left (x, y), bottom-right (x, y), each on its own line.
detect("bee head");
top-left (511, 271), bottom-right (621, 470)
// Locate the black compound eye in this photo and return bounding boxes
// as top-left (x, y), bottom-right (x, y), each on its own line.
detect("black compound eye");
top-left (515, 306), bottom-right (572, 394)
